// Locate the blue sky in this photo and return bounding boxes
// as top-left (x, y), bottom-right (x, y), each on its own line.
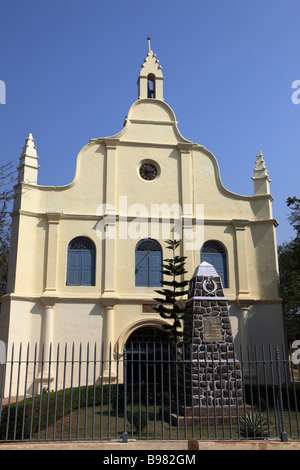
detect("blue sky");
top-left (0, 0), bottom-right (300, 245)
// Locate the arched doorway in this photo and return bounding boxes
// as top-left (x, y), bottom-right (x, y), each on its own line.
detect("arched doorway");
top-left (125, 326), bottom-right (170, 383)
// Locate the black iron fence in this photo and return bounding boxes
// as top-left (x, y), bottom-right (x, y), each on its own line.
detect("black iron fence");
top-left (0, 341), bottom-right (299, 442)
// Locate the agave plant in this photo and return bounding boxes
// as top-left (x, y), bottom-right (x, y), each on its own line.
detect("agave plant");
top-left (239, 413), bottom-right (269, 438)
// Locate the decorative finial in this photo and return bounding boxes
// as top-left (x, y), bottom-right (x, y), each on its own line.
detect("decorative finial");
top-left (18, 132), bottom-right (39, 184)
top-left (252, 149), bottom-right (271, 195)
top-left (147, 37), bottom-right (151, 53)
top-left (21, 132), bottom-right (37, 157)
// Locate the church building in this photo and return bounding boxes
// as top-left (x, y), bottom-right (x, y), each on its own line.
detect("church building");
top-left (0, 40), bottom-right (285, 393)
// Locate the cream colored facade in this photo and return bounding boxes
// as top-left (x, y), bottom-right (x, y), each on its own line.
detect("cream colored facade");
top-left (0, 42), bottom-right (284, 394)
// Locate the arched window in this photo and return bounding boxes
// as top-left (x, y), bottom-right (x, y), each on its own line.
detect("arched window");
top-left (201, 241), bottom-right (228, 288)
top-left (147, 73), bottom-right (156, 98)
top-left (135, 239), bottom-right (162, 287)
top-left (67, 237), bottom-right (95, 286)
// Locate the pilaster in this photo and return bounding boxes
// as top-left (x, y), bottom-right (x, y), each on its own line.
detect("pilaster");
top-left (232, 219), bottom-right (252, 301)
top-left (102, 305), bottom-right (116, 382)
top-left (178, 143), bottom-right (193, 214)
top-left (237, 303), bottom-right (254, 369)
top-left (44, 212), bottom-right (62, 294)
top-left (104, 139), bottom-right (118, 214)
top-left (38, 297), bottom-right (57, 386)
top-left (102, 140), bottom-right (118, 294)
top-left (178, 143), bottom-right (194, 273)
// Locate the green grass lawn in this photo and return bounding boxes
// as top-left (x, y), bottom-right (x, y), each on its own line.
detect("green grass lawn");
top-left (33, 403), bottom-right (300, 441)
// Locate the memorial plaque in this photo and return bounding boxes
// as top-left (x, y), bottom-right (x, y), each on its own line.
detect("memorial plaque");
top-left (203, 316), bottom-right (223, 341)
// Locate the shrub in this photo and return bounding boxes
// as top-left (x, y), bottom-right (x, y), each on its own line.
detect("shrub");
top-left (239, 413), bottom-right (269, 438)
top-left (127, 408), bottom-right (147, 433)
top-left (0, 383), bottom-right (122, 440)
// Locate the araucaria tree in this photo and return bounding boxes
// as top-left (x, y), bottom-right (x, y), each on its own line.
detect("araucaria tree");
top-left (153, 239), bottom-right (189, 343)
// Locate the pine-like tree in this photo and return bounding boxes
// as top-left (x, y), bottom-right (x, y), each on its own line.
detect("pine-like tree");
top-left (153, 239), bottom-right (189, 343)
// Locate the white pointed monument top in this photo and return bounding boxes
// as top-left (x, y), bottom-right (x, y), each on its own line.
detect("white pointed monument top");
top-left (186, 261), bottom-right (228, 301)
top-left (192, 261), bottom-right (219, 279)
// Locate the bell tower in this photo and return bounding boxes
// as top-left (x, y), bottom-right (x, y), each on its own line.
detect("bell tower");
top-left (137, 38), bottom-right (164, 100)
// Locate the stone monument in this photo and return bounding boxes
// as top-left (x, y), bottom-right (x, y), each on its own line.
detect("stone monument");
top-left (174, 262), bottom-right (246, 426)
